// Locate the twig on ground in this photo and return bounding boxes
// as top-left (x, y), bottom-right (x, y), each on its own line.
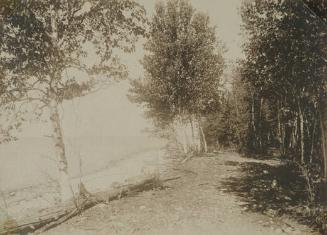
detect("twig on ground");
top-left (181, 155), bottom-right (192, 164)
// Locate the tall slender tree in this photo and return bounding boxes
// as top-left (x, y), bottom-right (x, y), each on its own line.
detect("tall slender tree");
top-left (0, 0), bottom-right (146, 202)
top-left (130, 0), bottom-right (225, 153)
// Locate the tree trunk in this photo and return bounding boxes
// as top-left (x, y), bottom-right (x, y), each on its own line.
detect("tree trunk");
top-left (189, 116), bottom-right (197, 152)
top-left (258, 97), bottom-right (263, 150)
top-left (49, 99), bottom-right (74, 202)
top-left (277, 100), bottom-right (285, 155)
top-left (292, 118), bottom-right (298, 150)
top-left (250, 94), bottom-right (256, 150)
top-left (48, 4), bottom-right (73, 202)
top-left (183, 118), bottom-right (191, 153)
top-left (191, 115), bottom-right (202, 153)
top-left (281, 124), bottom-right (286, 155)
top-left (199, 124), bottom-right (208, 153)
top-left (298, 104), bottom-right (305, 164)
top-left (320, 96), bottom-right (327, 180)
top-left (310, 117), bottom-right (316, 164)
top-left (174, 116), bottom-right (189, 154)
top-left (233, 92), bottom-right (242, 146)
top-left (318, 95), bottom-right (327, 202)
top-left (174, 114), bottom-right (204, 154)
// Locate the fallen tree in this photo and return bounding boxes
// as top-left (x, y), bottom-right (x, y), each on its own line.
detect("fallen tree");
top-left (0, 174), bottom-right (175, 235)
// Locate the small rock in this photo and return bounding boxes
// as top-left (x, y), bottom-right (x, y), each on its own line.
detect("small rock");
top-left (284, 196), bottom-right (292, 201)
top-left (263, 170), bottom-right (269, 174)
top-left (271, 179), bottom-right (278, 189)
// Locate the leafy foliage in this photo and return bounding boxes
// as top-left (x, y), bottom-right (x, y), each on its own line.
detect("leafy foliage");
top-left (129, 0), bottom-right (224, 127)
top-left (0, 0), bottom-right (146, 144)
top-left (0, 0), bottom-right (147, 105)
top-left (231, 0), bottom-right (327, 203)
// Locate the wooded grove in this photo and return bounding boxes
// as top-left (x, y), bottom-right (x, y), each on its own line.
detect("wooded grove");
top-left (226, 0), bottom-right (327, 202)
top-left (129, 0), bottom-right (225, 154)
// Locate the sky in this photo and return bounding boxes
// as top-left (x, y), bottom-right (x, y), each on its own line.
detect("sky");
top-left (17, 0), bottom-right (245, 139)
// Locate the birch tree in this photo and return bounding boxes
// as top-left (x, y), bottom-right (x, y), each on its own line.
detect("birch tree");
top-left (130, 0), bottom-right (224, 153)
top-left (0, 0), bottom-right (146, 202)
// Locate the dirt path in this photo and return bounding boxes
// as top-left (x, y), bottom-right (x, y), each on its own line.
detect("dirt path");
top-left (42, 151), bottom-right (319, 235)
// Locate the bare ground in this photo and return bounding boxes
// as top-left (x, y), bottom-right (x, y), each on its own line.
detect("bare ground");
top-left (41, 151), bottom-right (320, 235)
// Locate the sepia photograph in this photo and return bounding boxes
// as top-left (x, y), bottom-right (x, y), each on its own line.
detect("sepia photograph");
top-left (0, 0), bottom-right (326, 234)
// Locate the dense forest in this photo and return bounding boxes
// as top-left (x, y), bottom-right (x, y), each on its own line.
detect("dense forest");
top-left (236, 0), bottom-right (327, 203)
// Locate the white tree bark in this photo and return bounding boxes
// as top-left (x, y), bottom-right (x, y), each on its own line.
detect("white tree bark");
top-left (49, 99), bottom-right (74, 202)
top-left (298, 102), bottom-right (305, 164)
top-left (173, 115), bottom-right (204, 154)
top-left (47, 6), bottom-right (74, 202)
top-left (182, 117), bottom-right (191, 153)
top-left (199, 124), bottom-right (208, 153)
top-left (173, 117), bottom-right (187, 153)
top-left (191, 116), bottom-right (201, 152)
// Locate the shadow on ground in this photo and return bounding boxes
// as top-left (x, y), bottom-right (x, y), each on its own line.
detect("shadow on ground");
top-left (220, 157), bottom-right (327, 232)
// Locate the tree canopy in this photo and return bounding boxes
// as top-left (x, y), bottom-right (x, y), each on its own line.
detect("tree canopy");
top-left (223, 0), bottom-right (327, 202)
top-left (0, 0), bottom-right (147, 105)
top-left (130, 0), bottom-right (225, 127)
top-left (0, 0), bottom-right (147, 202)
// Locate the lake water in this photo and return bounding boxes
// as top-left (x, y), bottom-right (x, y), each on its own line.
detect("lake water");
top-left (0, 134), bottom-right (169, 222)
top-left (0, 135), bottom-right (166, 192)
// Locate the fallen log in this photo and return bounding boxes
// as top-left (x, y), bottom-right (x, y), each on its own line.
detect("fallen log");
top-left (0, 175), bottom-right (165, 235)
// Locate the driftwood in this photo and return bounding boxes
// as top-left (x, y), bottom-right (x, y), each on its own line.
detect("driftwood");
top-left (0, 175), bottom-right (167, 235)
